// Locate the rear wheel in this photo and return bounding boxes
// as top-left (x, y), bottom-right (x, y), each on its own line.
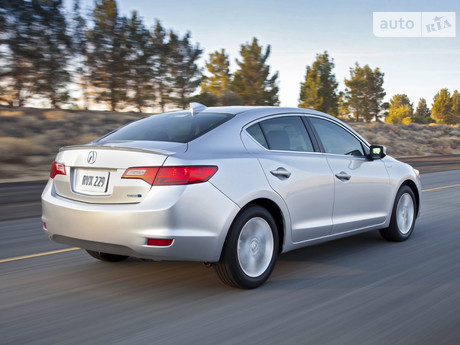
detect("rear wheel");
top-left (215, 205), bottom-right (278, 289)
top-left (380, 185), bottom-right (416, 242)
top-left (86, 250), bottom-right (129, 262)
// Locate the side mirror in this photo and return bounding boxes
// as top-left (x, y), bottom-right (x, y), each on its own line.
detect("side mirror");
top-left (369, 145), bottom-right (386, 160)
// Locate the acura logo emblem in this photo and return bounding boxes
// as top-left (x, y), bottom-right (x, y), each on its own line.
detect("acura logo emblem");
top-left (87, 151), bottom-right (97, 164)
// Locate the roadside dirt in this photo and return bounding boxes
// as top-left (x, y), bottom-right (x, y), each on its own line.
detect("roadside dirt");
top-left (398, 155), bottom-right (460, 174)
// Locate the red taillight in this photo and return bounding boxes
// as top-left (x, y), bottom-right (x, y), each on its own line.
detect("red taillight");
top-left (50, 161), bottom-right (66, 179)
top-left (121, 167), bottom-right (160, 185)
top-left (154, 166), bottom-right (218, 185)
top-left (122, 166), bottom-right (218, 186)
top-left (147, 238), bottom-right (174, 246)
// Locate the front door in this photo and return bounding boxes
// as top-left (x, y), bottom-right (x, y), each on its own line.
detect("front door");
top-left (308, 117), bottom-right (392, 234)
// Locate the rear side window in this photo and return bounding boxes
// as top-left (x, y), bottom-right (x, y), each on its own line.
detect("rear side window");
top-left (97, 111), bottom-right (234, 144)
top-left (246, 124), bottom-right (268, 149)
top-left (251, 116), bottom-right (314, 152)
top-left (309, 117), bottom-right (365, 156)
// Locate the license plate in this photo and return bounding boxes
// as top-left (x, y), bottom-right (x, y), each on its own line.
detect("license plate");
top-left (75, 169), bottom-right (109, 194)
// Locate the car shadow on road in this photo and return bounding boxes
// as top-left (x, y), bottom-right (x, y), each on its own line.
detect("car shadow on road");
top-left (69, 230), bottom-right (398, 293)
top-left (265, 230), bottom-right (414, 290)
top-left (52, 227), bottom-right (424, 294)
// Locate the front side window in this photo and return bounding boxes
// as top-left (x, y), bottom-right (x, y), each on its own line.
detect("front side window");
top-left (247, 116), bottom-right (314, 152)
top-left (309, 117), bottom-right (365, 156)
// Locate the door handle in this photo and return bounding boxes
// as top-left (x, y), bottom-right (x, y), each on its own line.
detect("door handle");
top-left (270, 167), bottom-right (291, 178)
top-left (335, 171), bottom-right (351, 181)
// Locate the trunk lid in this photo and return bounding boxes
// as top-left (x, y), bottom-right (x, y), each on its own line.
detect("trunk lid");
top-left (52, 141), bottom-right (187, 204)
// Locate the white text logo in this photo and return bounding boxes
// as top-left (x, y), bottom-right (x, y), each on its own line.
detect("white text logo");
top-left (373, 12), bottom-right (456, 37)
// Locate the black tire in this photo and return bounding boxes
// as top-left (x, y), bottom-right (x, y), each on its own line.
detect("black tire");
top-left (86, 250), bottom-right (129, 262)
top-left (215, 205), bottom-right (279, 289)
top-left (380, 185), bottom-right (417, 242)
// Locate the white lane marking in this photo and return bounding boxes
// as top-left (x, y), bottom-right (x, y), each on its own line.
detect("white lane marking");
top-left (422, 184), bottom-right (460, 192)
top-left (0, 248), bottom-right (80, 264)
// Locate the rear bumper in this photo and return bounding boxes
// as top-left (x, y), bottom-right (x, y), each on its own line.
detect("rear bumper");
top-left (41, 180), bottom-right (239, 262)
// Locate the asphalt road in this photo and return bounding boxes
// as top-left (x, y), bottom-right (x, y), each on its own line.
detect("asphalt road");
top-left (0, 180), bottom-right (47, 222)
top-left (1, 170), bottom-right (459, 344)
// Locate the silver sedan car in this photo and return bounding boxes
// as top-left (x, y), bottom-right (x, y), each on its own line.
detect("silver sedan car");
top-left (42, 104), bottom-right (421, 289)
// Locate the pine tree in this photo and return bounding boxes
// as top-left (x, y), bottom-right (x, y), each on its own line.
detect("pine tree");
top-left (151, 19), bottom-right (169, 112)
top-left (299, 67), bottom-right (321, 110)
top-left (201, 49), bottom-right (231, 95)
top-left (431, 89), bottom-right (454, 125)
top-left (299, 51), bottom-right (338, 116)
top-left (386, 94), bottom-right (413, 124)
top-left (344, 63), bottom-right (385, 122)
top-left (71, 0), bottom-right (90, 109)
top-left (337, 91), bottom-right (349, 120)
top-left (0, 1), bottom-right (37, 106)
top-left (451, 90), bottom-right (460, 125)
top-left (0, 1), bottom-right (7, 60)
top-left (87, 0), bottom-right (129, 111)
top-left (232, 37), bottom-right (279, 106)
top-left (125, 11), bottom-right (155, 112)
top-left (30, 0), bottom-right (72, 108)
top-left (413, 98), bottom-right (433, 124)
top-left (199, 49), bottom-right (241, 105)
top-left (167, 30), bottom-right (202, 109)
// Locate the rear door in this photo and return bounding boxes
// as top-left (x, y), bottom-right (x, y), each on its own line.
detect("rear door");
top-left (246, 115), bottom-right (334, 242)
top-left (308, 117), bottom-right (392, 234)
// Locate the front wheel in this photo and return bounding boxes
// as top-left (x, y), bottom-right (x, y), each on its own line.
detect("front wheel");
top-left (86, 250), bottom-right (129, 262)
top-left (380, 185), bottom-right (417, 242)
top-left (215, 205), bottom-right (279, 289)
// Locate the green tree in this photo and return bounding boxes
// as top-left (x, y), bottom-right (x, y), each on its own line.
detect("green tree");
top-left (413, 98), bottom-right (433, 124)
top-left (31, 0), bottom-right (72, 108)
top-left (150, 19), bottom-right (169, 112)
top-left (299, 51), bottom-right (338, 115)
top-left (201, 49), bottom-right (231, 95)
top-left (0, 0), bottom-right (7, 60)
top-left (337, 91), bottom-right (349, 120)
top-left (385, 94), bottom-right (413, 124)
top-left (199, 49), bottom-right (241, 105)
top-left (431, 89), bottom-right (456, 125)
top-left (167, 30), bottom-right (203, 109)
top-left (125, 11), bottom-right (155, 112)
top-left (0, 1), bottom-right (37, 106)
top-left (451, 90), bottom-right (460, 124)
top-left (87, 0), bottom-right (129, 111)
top-left (344, 63), bottom-right (385, 122)
top-left (232, 37), bottom-right (279, 105)
top-left (71, 0), bottom-right (90, 109)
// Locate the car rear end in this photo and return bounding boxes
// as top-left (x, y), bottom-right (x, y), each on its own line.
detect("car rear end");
top-left (41, 110), bottom-right (240, 262)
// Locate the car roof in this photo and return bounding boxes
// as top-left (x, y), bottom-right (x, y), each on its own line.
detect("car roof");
top-left (197, 105), bottom-right (341, 126)
top-left (198, 105), bottom-right (323, 116)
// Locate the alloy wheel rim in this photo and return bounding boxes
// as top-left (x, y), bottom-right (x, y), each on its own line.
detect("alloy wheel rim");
top-left (237, 217), bottom-right (274, 278)
top-left (396, 193), bottom-right (415, 235)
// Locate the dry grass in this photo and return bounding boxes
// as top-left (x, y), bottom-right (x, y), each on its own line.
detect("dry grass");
top-left (0, 106), bottom-right (142, 179)
top-left (0, 106), bottom-right (459, 179)
top-left (349, 122), bottom-right (460, 157)
top-left (0, 110), bottom-right (23, 117)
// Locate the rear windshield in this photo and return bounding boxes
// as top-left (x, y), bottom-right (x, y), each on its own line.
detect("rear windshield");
top-left (96, 111), bottom-right (234, 144)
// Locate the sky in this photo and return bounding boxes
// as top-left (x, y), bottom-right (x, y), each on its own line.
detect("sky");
top-left (73, 0), bottom-right (459, 108)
